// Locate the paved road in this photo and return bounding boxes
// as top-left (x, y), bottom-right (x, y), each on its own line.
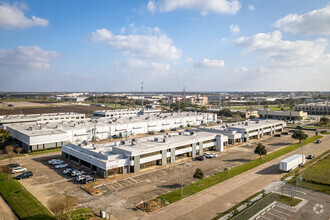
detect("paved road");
top-left (144, 135), bottom-right (330, 220)
top-left (0, 196), bottom-right (17, 220)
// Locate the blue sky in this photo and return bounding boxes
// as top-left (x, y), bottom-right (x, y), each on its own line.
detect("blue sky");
top-left (0, 0), bottom-right (330, 92)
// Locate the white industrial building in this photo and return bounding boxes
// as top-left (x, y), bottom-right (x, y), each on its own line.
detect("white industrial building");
top-left (62, 119), bottom-right (286, 178)
top-left (93, 108), bottom-right (161, 118)
top-left (0, 112), bottom-right (85, 129)
top-left (62, 130), bottom-right (227, 178)
top-left (6, 112), bottom-right (217, 152)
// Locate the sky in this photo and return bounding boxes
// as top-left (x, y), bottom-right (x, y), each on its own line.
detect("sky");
top-left (0, 0), bottom-right (330, 92)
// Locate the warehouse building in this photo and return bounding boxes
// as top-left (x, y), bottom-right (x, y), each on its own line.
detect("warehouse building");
top-left (0, 112), bottom-right (85, 129)
top-left (93, 108), bottom-right (161, 118)
top-left (61, 119), bottom-right (286, 178)
top-left (295, 102), bottom-right (329, 115)
top-left (62, 130), bottom-right (227, 177)
top-left (6, 112), bottom-right (217, 152)
top-left (258, 110), bottom-right (307, 120)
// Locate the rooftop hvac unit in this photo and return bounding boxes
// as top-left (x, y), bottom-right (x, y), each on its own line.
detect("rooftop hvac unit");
top-left (179, 131), bottom-right (183, 135)
top-left (154, 137), bottom-right (159, 142)
top-left (163, 138), bottom-right (166, 143)
top-left (28, 127), bottom-right (32, 131)
top-left (121, 140), bottom-right (126, 145)
top-left (190, 131), bottom-right (194, 135)
top-left (245, 122), bottom-right (249, 126)
top-left (132, 141), bottom-right (137, 145)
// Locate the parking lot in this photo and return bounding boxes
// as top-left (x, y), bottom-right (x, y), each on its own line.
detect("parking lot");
top-left (0, 129), bottom-right (317, 219)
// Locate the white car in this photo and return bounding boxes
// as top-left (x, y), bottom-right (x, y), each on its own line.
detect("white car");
top-left (210, 153), bottom-right (218, 158)
top-left (75, 175), bottom-right (88, 182)
top-left (63, 168), bottom-right (73, 174)
top-left (55, 164), bottom-right (69, 169)
top-left (71, 170), bottom-right (85, 177)
top-left (48, 159), bottom-right (58, 164)
top-left (51, 160), bottom-right (63, 165)
top-left (11, 167), bottom-right (27, 174)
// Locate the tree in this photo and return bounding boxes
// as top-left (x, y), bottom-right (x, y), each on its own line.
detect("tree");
top-left (291, 129), bottom-right (308, 143)
top-left (254, 143), bottom-right (267, 161)
top-left (319, 117), bottom-right (330, 127)
top-left (0, 165), bottom-right (12, 180)
top-left (193, 168), bottom-right (204, 183)
top-left (0, 129), bottom-right (12, 146)
top-left (201, 106), bottom-right (207, 111)
top-left (48, 195), bottom-right (78, 220)
top-left (5, 145), bottom-right (15, 163)
top-left (232, 113), bottom-right (241, 122)
top-left (16, 147), bottom-right (23, 155)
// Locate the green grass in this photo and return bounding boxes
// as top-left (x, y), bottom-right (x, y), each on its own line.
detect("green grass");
top-left (28, 148), bottom-right (62, 155)
top-left (320, 131), bottom-right (330, 135)
top-left (0, 154), bottom-right (25, 160)
top-left (275, 194), bottom-right (302, 206)
top-left (287, 154), bottom-right (330, 194)
top-left (0, 173), bottom-right (54, 219)
top-left (61, 207), bottom-right (95, 220)
top-left (303, 155), bottom-right (330, 185)
top-left (158, 135), bottom-right (323, 204)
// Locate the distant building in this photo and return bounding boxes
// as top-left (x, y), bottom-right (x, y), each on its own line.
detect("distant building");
top-left (295, 102), bottom-right (329, 115)
top-left (56, 96), bottom-right (88, 102)
top-left (172, 95), bottom-right (208, 106)
top-left (258, 110), bottom-right (307, 120)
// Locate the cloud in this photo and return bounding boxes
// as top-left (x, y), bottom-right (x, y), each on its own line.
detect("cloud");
top-left (195, 58), bottom-right (225, 68)
top-left (235, 66), bottom-right (248, 72)
top-left (113, 59), bottom-right (170, 75)
top-left (90, 28), bottom-right (181, 60)
top-left (274, 3), bottom-right (330, 35)
top-left (185, 57), bottom-right (193, 63)
top-left (230, 24), bottom-right (240, 34)
top-left (0, 2), bottom-right (49, 29)
top-left (248, 5), bottom-right (255, 11)
top-left (0, 46), bottom-right (58, 71)
top-left (147, 1), bottom-right (156, 14)
top-left (233, 30), bottom-right (330, 67)
top-left (148, 0), bottom-right (241, 15)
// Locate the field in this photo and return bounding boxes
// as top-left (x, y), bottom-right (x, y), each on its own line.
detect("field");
top-left (303, 154), bottom-right (330, 185)
top-left (0, 105), bottom-right (112, 116)
top-left (288, 153), bottom-right (330, 194)
top-left (0, 173), bottom-right (54, 219)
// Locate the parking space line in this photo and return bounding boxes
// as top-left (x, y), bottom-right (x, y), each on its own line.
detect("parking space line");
top-left (266, 211), bottom-right (286, 220)
top-left (272, 208), bottom-right (292, 216)
top-left (260, 215), bottom-right (271, 220)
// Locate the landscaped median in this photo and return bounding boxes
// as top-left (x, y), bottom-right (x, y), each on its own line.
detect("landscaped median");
top-left (157, 135), bottom-right (322, 205)
top-left (0, 173), bottom-right (54, 219)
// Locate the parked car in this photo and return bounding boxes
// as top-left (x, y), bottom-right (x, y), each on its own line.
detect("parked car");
top-left (48, 159), bottom-right (58, 164)
top-left (307, 155), bottom-right (314, 159)
top-left (71, 170), bottom-right (85, 177)
top-left (8, 163), bottom-right (20, 168)
top-left (315, 140), bottom-right (321, 144)
top-left (63, 168), bottom-right (73, 175)
top-left (75, 175), bottom-right (87, 182)
top-left (170, 128), bottom-right (177, 131)
top-left (210, 153), bottom-right (218, 158)
top-left (204, 153), bottom-right (213, 159)
top-left (282, 132), bottom-right (289, 135)
top-left (195, 156), bottom-right (205, 161)
top-left (55, 164), bottom-right (69, 169)
top-left (274, 134), bottom-right (281, 137)
top-left (51, 160), bottom-right (64, 165)
top-left (159, 129), bottom-right (165, 133)
top-left (11, 167), bottom-right (27, 174)
top-left (16, 171), bottom-right (33, 180)
top-left (148, 131), bottom-right (155, 135)
top-left (82, 176), bottom-right (96, 184)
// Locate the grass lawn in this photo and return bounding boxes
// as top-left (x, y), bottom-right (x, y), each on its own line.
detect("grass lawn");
top-left (275, 194), bottom-right (302, 206)
top-left (287, 154), bottom-right (330, 195)
top-left (303, 155), bottom-right (330, 185)
top-left (158, 135), bottom-right (322, 204)
top-left (28, 148), bottom-right (62, 155)
top-left (61, 207), bottom-right (95, 220)
top-left (0, 173), bottom-right (54, 219)
top-left (320, 131), bottom-right (330, 135)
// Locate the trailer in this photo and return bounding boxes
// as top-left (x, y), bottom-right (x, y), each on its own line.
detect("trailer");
top-left (279, 154), bottom-right (306, 172)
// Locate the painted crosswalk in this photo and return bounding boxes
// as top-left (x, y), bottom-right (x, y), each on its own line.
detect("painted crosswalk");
top-left (275, 201), bottom-right (298, 212)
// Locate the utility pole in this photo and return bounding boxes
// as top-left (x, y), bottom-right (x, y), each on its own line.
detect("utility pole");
top-left (141, 82), bottom-right (144, 113)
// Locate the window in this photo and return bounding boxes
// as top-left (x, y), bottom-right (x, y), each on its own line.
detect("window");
top-left (140, 151), bottom-right (161, 159)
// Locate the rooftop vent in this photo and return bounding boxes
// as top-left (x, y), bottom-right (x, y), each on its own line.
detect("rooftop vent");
top-left (154, 137), bottom-right (159, 142)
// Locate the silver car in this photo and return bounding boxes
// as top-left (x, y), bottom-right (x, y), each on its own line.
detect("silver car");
top-left (55, 164), bottom-right (69, 169)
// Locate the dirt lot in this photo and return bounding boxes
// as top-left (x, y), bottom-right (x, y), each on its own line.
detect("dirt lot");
top-left (0, 130), bottom-right (316, 220)
top-left (0, 105), bottom-right (112, 115)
